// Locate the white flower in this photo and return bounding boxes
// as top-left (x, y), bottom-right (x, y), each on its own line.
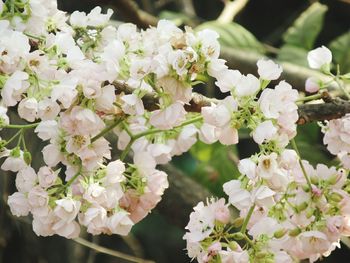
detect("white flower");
top-left (1, 71), bottom-right (29, 107)
top-left (238, 158), bottom-right (257, 180)
top-left (107, 211), bottom-right (134, 235)
top-left (307, 46), bottom-right (332, 70)
top-left (252, 120), bottom-right (278, 144)
top-left (28, 186), bottom-right (50, 217)
top-left (215, 69), bottom-right (242, 93)
top-left (70, 11), bottom-right (88, 27)
top-left (79, 205), bottom-right (108, 235)
top-left (35, 120), bottom-right (59, 141)
top-left (87, 7), bottom-right (113, 27)
top-left (121, 94), bottom-right (145, 115)
top-left (18, 98), bottom-right (38, 122)
top-left (257, 59), bottom-right (282, 80)
top-left (37, 98), bottom-right (60, 121)
top-left (51, 77), bottom-right (78, 109)
top-left (60, 106), bottom-right (105, 136)
top-left (38, 166), bottom-right (58, 188)
top-left (8, 192), bottom-right (30, 217)
top-left (199, 123), bottom-right (218, 144)
top-left (54, 198), bottom-right (81, 222)
top-left (52, 220), bottom-right (80, 239)
top-left (16, 166), bottom-right (37, 193)
top-left (223, 180), bottom-right (251, 210)
top-left (202, 97), bottom-right (237, 128)
top-left (83, 183), bottom-right (108, 206)
top-left (0, 106), bottom-right (9, 127)
top-left (251, 185), bottom-right (275, 207)
top-left (42, 143), bottom-right (63, 167)
top-left (184, 201), bottom-right (215, 243)
top-left (235, 74), bottom-right (260, 97)
top-left (105, 160), bottom-right (125, 184)
top-left (149, 102), bottom-right (186, 130)
top-left (95, 84), bottom-right (116, 113)
top-left (1, 153), bottom-right (27, 172)
top-left (305, 77), bottom-right (320, 93)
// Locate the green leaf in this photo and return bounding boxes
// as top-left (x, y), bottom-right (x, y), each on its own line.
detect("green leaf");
top-left (185, 141), bottom-right (240, 196)
top-left (195, 21), bottom-right (265, 54)
top-left (159, 11), bottom-right (192, 26)
top-left (294, 123), bottom-right (333, 166)
top-left (329, 31), bottom-right (350, 73)
top-left (277, 45), bottom-right (308, 67)
top-left (282, 2), bottom-right (327, 50)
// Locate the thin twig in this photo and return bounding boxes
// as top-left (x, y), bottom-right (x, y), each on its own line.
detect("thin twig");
top-left (73, 237), bottom-right (155, 263)
top-left (217, 0), bottom-right (249, 23)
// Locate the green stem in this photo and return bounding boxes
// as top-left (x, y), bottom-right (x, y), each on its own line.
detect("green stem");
top-left (119, 115), bottom-right (203, 161)
top-left (335, 77), bottom-right (350, 100)
top-left (1, 123), bottom-right (40, 129)
top-left (23, 32), bottom-right (44, 41)
top-left (120, 139), bottom-right (134, 161)
top-left (240, 204), bottom-right (255, 234)
top-left (290, 138), bottom-right (313, 190)
top-left (91, 118), bottom-right (123, 143)
top-left (65, 165), bottom-right (82, 187)
top-left (3, 129), bottom-right (22, 147)
top-left (296, 93), bottom-right (322, 103)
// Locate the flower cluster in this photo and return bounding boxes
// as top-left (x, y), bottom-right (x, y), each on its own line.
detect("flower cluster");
top-left (323, 114), bottom-right (350, 169)
top-left (185, 150), bottom-right (350, 263)
top-left (184, 45), bottom-right (350, 263)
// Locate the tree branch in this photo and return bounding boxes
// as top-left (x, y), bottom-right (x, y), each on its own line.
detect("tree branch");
top-left (297, 98), bottom-right (350, 124)
top-left (114, 80), bottom-right (350, 124)
top-left (217, 0), bottom-right (250, 23)
top-left (102, 0), bottom-right (158, 29)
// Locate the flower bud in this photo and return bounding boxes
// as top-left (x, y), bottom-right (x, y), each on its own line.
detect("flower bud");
top-left (228, 241), bottom-right (238, 250)
top-left (327, 174), bottom-right (338, 185)
top-left (232, 217), bottom-right (244, 228)
top-left (289, 228), bottom-right (301, 237)
top-left (23, 151), bottom-right (32, 165)
top-left (330, 192), bottom-right (343, 203)
top-left (310, 176), bottom-right (319, 185)
top-left (231, 232), bottom-right (245, 240)
top-left (274, 229), bottom-right (286, 239)
top-left (256, 251), bottom-right (268, 258)
top-left (296, 202), bottom-right (308, 213)
top-left (302, 184), bottom-right (310, 192)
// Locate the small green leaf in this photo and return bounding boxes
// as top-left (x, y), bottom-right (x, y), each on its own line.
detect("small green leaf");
top-left (329, 32), bottom-right (350, 73)
top-left (282, 3), bottom-right (327, 50)
top-left (159, 11), bottom-right (192, 26)
top-left (277, 45), bottom-right (308, 67)
top-left (196, 21), bottom-right (265, 54)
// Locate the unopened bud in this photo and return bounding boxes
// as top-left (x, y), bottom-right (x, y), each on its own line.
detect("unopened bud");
top-left (289, 228), bottom-right (301, 237)
top-left (310, 176), bottom-right (319, 185)
top-left (330, 192), bottom-right (343, 202)
top-left (231, 232), bottom-right (245, 240)
top-left (296, 202), bottom-right (308, 213)
top-left (327, 175), bottom-right (338, 185)
top-left (232, 217), bottom-right (244, 228)
top-left (256, 251), bottom-right (268, 258)
top-left (306, 208), bottom-right (314, 219)
top-left (228, 241), bottom-right (238, 250)
top-left (302, 184), bottom-right (310, 192)
top-left (10, 147), bottom-right (21, 158)
top-left (23, 151), bottom-right (32, 165)
top-left (274, 229), bottom-right (286, 239)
